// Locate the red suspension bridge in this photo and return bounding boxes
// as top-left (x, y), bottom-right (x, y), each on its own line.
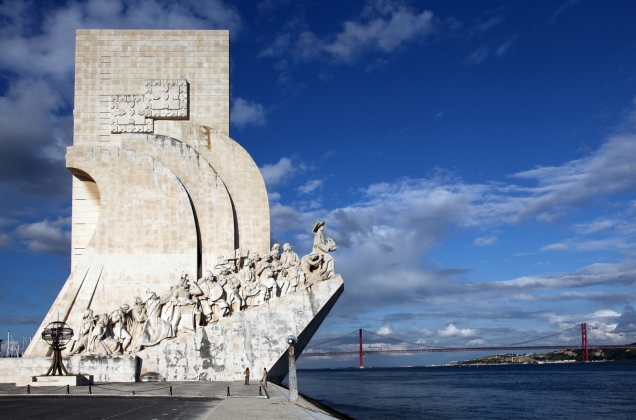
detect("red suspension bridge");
top-left (302, 323), bottom-right (636, 368)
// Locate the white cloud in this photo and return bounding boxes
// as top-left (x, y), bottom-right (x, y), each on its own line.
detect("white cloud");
top-left (437, 324), bottom-right (478, 338)
top-left (323, 5), bottom-right (436, 62)
top-left (464, 47), bottom-right (489, 65)
top-left (549, 0), bottom-right (580, 24)
top-left (260, 1), bottom-right (437, 64)
top-left (377, 321), bottom-right (394, 335)
top-left (269, 202), bottom-right (303, 233)
top-left (467, 259), bottom-right (636, 293)
top-left (495, 36), bottom-right (518, 57)
top-left (297, 179), bottom-right (323, 195)
top-left (265, 134), bottom-right (636, 317)
top-left (471, 16), bottom-right (505, 34)
top-left (0, 233), bottom-right (11, 249)
top-left (542, 243), bottom-right (569, 251)
top-left (260, 157), bottom-right (297, 187)
top-left (573, 218), bottom-right (616, 234)
top-left (0, 0), bottom-right (242, 82)
top-left (589, 309), bottom-right (621, 318)
top-left (474, 236), bottom-right (497, 246)
top-left (268, 192), bottom-right (281, 202)
top-left (230, 97), bottom-right (266, 129)
top-left (16, 217), bottom-right (71, 255)
top-left (411, 323), bottom-right (434, 337)
top-left (468, 338), bottom-right (485, 345)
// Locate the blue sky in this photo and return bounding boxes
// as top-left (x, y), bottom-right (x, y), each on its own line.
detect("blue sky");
top-left (2, 0), bottom-right (636, 366)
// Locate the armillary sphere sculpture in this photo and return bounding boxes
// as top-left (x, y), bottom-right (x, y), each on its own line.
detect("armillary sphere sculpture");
top-left (41, 321), bottom-right (74, 376)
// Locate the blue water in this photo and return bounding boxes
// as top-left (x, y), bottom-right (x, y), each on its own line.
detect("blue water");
top-left (295, 363), bottom-right (636, 419)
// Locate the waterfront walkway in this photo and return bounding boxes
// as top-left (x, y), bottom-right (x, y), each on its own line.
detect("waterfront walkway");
top-left (0, 381), bottom-right (339, 419)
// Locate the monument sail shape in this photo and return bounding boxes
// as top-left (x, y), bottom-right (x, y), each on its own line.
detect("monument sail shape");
top-left (20, 30), bottom-right (344, 383)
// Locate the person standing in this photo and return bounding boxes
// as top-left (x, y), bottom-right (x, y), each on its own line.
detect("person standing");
top-left (261, 368), bottom-right (268, 388)
top-left (244, 367), bottom-right (250, 385)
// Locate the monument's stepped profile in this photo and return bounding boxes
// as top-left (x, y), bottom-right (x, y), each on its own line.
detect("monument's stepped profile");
top-left (13, 30), bottom-right (344, 384)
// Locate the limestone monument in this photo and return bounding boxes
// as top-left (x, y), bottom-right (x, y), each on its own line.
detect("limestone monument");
top-left (11, 30), bottom-right (344, 384)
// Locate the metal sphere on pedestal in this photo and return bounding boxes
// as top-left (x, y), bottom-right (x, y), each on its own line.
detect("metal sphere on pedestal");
top-left (41, 321), bottom-right (74, 347)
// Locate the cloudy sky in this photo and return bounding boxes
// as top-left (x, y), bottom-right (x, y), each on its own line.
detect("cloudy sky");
top-left (1, 0), bottom-right (636, 366)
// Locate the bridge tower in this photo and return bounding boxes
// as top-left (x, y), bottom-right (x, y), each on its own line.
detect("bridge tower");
top-left (359, 329), bottom-right (364, 369)
top-left (581, 323), bottom-right (589, 362)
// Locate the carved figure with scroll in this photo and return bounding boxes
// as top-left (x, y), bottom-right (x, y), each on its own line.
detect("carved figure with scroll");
top-left (69, 309), bottom-right (94, 356)
top-left (312, 220), bottom-right (337, 279)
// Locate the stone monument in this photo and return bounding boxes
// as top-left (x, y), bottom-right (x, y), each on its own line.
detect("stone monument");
top-left (11, 30), bottom-right (344, 384)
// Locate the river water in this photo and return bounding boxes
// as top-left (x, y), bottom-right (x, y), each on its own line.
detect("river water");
top-left (293, 363), bottom-right (636, 419)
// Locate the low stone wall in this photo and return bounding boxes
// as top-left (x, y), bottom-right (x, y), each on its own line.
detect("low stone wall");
top-left (0, 355), bottom-right (138, 384)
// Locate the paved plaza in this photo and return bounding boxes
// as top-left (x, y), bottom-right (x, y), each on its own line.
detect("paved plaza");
top-left (0, 381), bottom-right (340, 419)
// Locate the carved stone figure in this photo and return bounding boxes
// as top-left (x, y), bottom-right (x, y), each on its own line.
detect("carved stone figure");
top-left (199, 271), bottom-right (230, 322)
top-left (239, 258), bottom-right (266, 308)
top-left (89, 313), bottom-right (120, 355)
top-left (137, 290), bottom-right (173, 349)
top-left (256, 253), bottom-right (274, 283)
top-left (312, 220), bottom-right (337, 279)
top-left (129, 297), bottom-right (148, 352)
top-left (288, 267), bottom-right (304, 293)
top-left (301, 252), bottom-right (323, 286)
top-left (109, 304), bottom-right (133, 354)
top-left (69, 309), bottom-right (94, 356)
top-left (161, 274), bottom-right (202, 336)
top-left (277, 268), bottom-right (290, 296)
top-left (262, 268), bottom-right (278, 302)
top-left (280, 243), bottom-right (301, 269)
top-left (224, 272), bottom-right (244, 314)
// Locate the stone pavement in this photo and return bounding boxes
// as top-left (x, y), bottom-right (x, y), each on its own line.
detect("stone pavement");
top-left (0, 381), bottom-right (342, 419)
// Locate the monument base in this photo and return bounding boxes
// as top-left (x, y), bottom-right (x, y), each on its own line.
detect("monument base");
top-left (16, 375), bottom-right (92, 387)
top-left (0, 356), bottom-right (138, 384)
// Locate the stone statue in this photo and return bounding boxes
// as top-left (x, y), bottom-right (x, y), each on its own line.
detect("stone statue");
top-left (301, 252), bottom-right (323, 286)
top-left (69, 309), bottom-right (94, 356)
top-left (89, 313), bottom-right (120, 355)
top-left (161, 274), bottom-right (202, 336)
top-left (137, 290), bottom-right (173, 349)
top-left (288, 267), bottom-right (304, 293)
top-left (262, 267), bottom-right (278, 302)
top-left (109, 304), bottom-right (133, 354)
top-left (277, 268), bottom-right (290, 296)
top-left (239, 258), bottom-right (266, 308)
top-left (312, 220), bottom-right (337, 279)
top-left (199, 270), bottom-right (230, 322)
top-left (224, 272), bottom-right (244, 314)
top-left (280, 243), bottom-right (301, 269)
top-left (129, 297), bottom-right (148, 352)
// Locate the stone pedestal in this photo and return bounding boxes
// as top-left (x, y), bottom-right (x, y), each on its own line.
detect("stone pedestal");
top-left (16, 375), bottom-right (92, 387)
